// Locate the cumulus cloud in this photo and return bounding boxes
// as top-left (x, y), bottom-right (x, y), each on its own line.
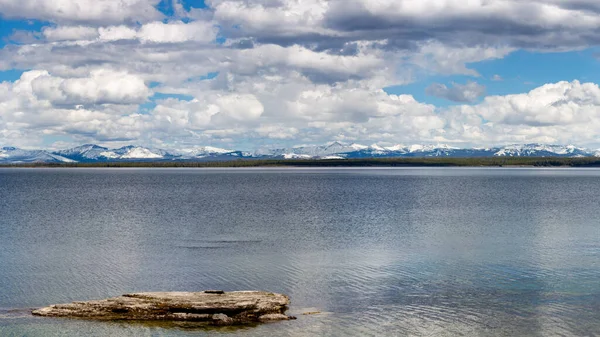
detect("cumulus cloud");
top-left (0, 69), bottom-right (153, 147)
top-left (98, 26), bottom-right (138, 42)
top-left (457, 80), bottom-right (600, 126)
top-left (3, 1), bottom-right (600, 149)
top-left (26, 70), bottom-right (151, 106)
top-left (138, 21), bottom-right (219, 44)
top-left (4, 67), bottom-right (600, 148)
top-left (441, 80), bottom-right (600, 145)
top-left (255, 125), bottom-right (299, 139)
top-left (0, 0), bottom-right (163, 24)
top-left (426, 81), bottom-right (486, 103)
top-left (40, 21), bottom-right (219, 44)
top-left (42, 26), bottom-right (99, 42)
top-left (146, 79), bottom-right (600, 147)
top-left (210, 0), bottom-right (600, 51)
top-left (411, 42), bottom-right (514, 77)
top-left (151, 93), bottom-right (264, 133)
top-left (213, 94), bottom-right (264, 121)
top-left (228, 44), bottom-right (388, 84)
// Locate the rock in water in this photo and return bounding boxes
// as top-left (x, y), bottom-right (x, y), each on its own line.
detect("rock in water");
top-left (32, 291), bottom-right (295, 325)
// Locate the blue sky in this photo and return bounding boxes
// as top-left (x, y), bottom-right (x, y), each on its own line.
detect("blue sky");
top-left (2, 0), bottom-right (600, 150)
top-left (386, 49), bottom-right (600, 107)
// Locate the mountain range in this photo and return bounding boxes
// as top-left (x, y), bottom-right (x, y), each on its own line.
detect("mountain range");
top-left (1, 142), bottom-right (599, 164)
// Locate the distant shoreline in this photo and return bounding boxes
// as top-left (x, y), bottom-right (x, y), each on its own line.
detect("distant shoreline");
top-left (1, 157), bottom-right (599, 168)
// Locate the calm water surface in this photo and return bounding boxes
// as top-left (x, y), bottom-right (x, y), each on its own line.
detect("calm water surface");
top-left (0, 168), bottom-right (599, 336)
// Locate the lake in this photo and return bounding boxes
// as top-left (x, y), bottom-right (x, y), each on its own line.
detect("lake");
top-left (1, 168), bottom-right (599, 336)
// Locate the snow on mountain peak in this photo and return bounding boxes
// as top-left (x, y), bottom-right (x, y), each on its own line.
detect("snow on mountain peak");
top-left (120, 147), bottom-right (163, 159)
top-left (408, 144), bottom-right (427, 152)
top-left (350, 143), bottom-right (369, 150)
top-left (384, 144), bottom-right (407, 152)
top-left (98, 151), bottom-right (119, 159)
top-left (2, 142), bottom-right (599, 164)
top-left (204, 146), bottom-right (233, 153)
top-left (283, 153), bottom-right (312, 159)
top-left (56, 144), bottom-right (109, 159)
top-left (181, 146), bottom-right (233, 156)
top-left (0, 147), bottom-right (75, 163)
top-left (493, 143), bottom-right (588, 157)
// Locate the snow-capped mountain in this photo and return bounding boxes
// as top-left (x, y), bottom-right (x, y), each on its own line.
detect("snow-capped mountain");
top-left (262, 142), bottom-right (483, 158)
top-left (112, 146), bottom-right (168, 159)
top-left (1, 142), bottom-right (599, 164)
top-left (49, 144), bottom-right (243, 162)
top-left (259, 142), bottom-right (370, 158)
top-left (53, 145), bottom-right (174, 161)
top-left (54, 144), bottom-right (112, 161)
top-left (258, 142), bottom-right (599, 159)
top-left (0, 147), bottom-right (75, 163)
top-left (176, 146), bottom-right (236, 159)
top-left (260, 142), bottom-right (497, 159)
top-left (493, 144), bottom-right (589, 157)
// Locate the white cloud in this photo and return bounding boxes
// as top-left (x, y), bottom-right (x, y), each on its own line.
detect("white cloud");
top-left (138, 21), bottom-right (219, 44)
top-left (5, 67), bottom-right (600, 148)
top-left (98, 26), bottom-right (138, 42)
top-left (412, 42), bottom-right (515, 77)
top-left (458, 80), bottom-right (600, 126)
top-left (230, 44), bottom-right (388, 84)
top-left (210, 0), bottom-right (331, 37)
top-left (149, 79), bottom-right (600, 147)
top-left (151, 93), bottom-right (264, 131)
top-left (0, 0), bottom-right (163, 24)
top-left (27, 70), bottom-right (150, 106)
top-left (40, 21), bottom-right (219, 44)
top-left (213, 94), bottom-right (264, 121)
top-left (42, 26), bottom-right (99, 42)
top-left (0, 69), bottom-right (150, 146)
top-left (444, 80), bottom-right (600, 145)
top-left (210, 0), bottom-right (600, 51)
top-left (4, 1), bottom-right (600, 149)
top-left (426, 81), bottom-right (486, 103)
top-left (255, 125), bottom-right (299, 139)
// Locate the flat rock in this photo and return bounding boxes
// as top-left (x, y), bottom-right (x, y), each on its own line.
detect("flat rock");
top-left (32, 291), bottom-right (295, 325)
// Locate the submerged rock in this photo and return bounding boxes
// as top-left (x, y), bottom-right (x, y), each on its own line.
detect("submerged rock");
top-left (32, 291), bottom-right (295, 325)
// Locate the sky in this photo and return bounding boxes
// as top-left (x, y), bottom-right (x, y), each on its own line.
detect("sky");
top-left (2, 0), bottom-right (600, 150)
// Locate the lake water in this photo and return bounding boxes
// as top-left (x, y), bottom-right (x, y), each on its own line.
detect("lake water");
top-left (1, 168), bottom-right (599, 336)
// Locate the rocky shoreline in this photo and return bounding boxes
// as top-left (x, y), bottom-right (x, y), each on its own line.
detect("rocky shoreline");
top-left (32, 291), bottom-right (295, 326)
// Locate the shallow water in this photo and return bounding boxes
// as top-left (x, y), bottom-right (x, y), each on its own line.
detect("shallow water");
top-left (1, 167), bottom-right (599, 336)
